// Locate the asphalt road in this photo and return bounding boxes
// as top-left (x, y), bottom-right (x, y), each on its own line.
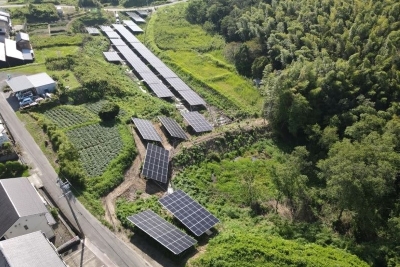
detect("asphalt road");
top-left (0, 92), bottom-right (151, 267)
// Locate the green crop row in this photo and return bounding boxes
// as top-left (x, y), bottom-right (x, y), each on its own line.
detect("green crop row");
top-left (44, 106), bottom-right (97, 128)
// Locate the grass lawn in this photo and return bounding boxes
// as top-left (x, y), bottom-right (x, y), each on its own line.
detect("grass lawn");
top-left (34, 46), bottom-right (81, 63)
top-left (16, 111), bottom-right (60, 171)
top-left (144, 3), bottom-right (263, 115)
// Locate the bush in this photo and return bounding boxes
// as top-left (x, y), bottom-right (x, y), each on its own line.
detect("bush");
top-left (0, 161), bottom-right (28, 178)
top-left (98, 103), bottom-right (120, 121)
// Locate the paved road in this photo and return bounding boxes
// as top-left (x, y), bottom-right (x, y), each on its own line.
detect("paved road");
top-left (0, 92), bottom-right (151, 267)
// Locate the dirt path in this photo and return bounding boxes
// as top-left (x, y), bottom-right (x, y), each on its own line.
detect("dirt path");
top-left (174, 117), bottom-right (267, 155)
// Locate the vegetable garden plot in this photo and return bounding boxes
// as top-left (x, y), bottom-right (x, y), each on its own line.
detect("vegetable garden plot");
top-left (44, 107), bottom-right (96, 128)
top-left (67, 123), bottom-right (123, 177)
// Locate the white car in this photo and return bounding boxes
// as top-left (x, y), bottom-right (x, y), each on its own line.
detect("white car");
top-left (19, 98), bottom-right (33, 107)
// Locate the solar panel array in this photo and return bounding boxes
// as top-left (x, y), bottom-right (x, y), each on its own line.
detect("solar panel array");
top-left (182, 112), bottom-right (213, 133)
top-left (86, 27), bottom-right (100, 35)
top-left (103, 52), bottom-right (122, 62)
top-left (142, 143), bottom-right (170, 183)
top-left (126, 11), bottom-right (146, 23)
top-left (105, 24), bottom-right (206, 105)
top-left (110, 38), bottom-right (126, 46)
top-left (136, 10), bottom-right (148, 17)
top-left (159, 190), bottom-right (219, 236)
top-left (178, 90), bottom-right (207, 106)
top-left (165, 77), bottom-right (191, 91)
top-left (123, 20), bottom-right (143, 33)
top-left (100, 25), bottom-right (114, 32)
top-left (158, 116), bottom-right (188, 140)
top-left (155, 67), bottom-right (178, 78)
top-left (147, 83), bottom-right (174, 98)
top-left (115, 45), bottom-right (151, 73)
top-left (113, 24), bottom-right (141, 43)
top-left (132, 118), bottom-right (162, 142)
top-left (127, 210), bottom-right (196, 254)
top-left (140, 71), bottom-right (161, 84)
top-left (104, 31), bottom-right (120, 39)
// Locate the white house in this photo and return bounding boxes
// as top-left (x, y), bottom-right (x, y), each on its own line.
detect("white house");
top-left (0, 231), bottom-right (67, 267)
top-left (0, 178), bottom-right (56, 240)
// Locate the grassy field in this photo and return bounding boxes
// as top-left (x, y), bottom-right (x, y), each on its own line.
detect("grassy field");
top-left (5, 31), bottom-right (180, 217)
top-left (141, 4), bottom-right (263, 116)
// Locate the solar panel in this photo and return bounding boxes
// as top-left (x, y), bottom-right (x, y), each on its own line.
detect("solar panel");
top-left (110, 38), bottom-right (126, 46)
top-left (86, 27), bottom-right (100, 35)
top-left (123, 20), bottom-right (135, 26)
top-left (130, 42), bottom-right (150, 52)
top-left (132, 118), bottom-right (162, 142)
top-left (178, 90), bottom-right (207, 106)
top-left (115, 46), bottom-right (152, 73)
top-left (100, 25), bottom-right (114, 32)
top-left (154, 66), bottom-right (178, 78)
top-left (103, 52), bottom-right (122, 62)
top-left (136, 10), bottom-right (148, 17)
top-left (182, 112), bottom-right (213, 132)
top-left (126, 11), bottom-right (146, 23)
top-left (113, 24), bottom-right (141, 43)
top-left (123, 20), bottom-right (143, 33)
top-left (104, 31), bottom-right (120, 39)
top-left (158, 116), bottom-right (188, 140)
top-left (159, 190), bottom-right (219, 236)
top-left (147, 83), bottom-right (174, 98)
top-left (142, 143), bottom-right (170, 183)
top-left (127, 210), bottom-right (196, 254)
top-left (165, 77), bottom-right (191, 91)
top-left (140, 72), bottom-right (161, 84)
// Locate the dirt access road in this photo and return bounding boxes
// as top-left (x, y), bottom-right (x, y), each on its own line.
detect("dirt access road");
top-left (102, 117), bottom-right (268, 265)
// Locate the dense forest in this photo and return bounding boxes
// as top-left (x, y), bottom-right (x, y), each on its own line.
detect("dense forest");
top-left (186, 0), bottom-right (400, 266)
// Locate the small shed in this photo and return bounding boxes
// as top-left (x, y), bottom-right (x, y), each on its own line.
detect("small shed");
top-left (27, 73), bottom-right (56, 95)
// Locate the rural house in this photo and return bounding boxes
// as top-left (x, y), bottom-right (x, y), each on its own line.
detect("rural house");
top-left (0, 178), bottom-right (56, 240)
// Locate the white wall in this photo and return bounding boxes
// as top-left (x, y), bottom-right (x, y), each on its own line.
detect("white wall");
top-left (2, 214), bottom-right (54, 240)
top-left (36, 83), bottom-right (56, 95)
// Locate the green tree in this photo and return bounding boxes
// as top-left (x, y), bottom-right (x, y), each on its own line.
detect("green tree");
top-left (318, 132), bottom-right (400, 239)
top-left (271, 146), bottom-right (310, 218)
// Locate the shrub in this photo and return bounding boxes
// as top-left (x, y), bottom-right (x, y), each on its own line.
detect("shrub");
top-left (98, 103), bottom-right (120, 121)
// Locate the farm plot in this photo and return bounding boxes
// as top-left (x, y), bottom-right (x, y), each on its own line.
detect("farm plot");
top-left (67, 123), bottom-right (123, 177)
top-left (44, 106), bottom-right (97, 128)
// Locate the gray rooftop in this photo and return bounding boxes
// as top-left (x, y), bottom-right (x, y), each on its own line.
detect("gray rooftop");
top-left (6, 75), bottom-right (34, 92)
top-left (27, 73), bottom-right (55, 88)
top-left (0, 231), bottom-right (67, 267)
top-left (0, 178), bottom-right (48, 237)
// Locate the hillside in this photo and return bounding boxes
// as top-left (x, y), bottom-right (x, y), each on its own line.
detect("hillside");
top-left (181, 0), bottom-right (400, 266)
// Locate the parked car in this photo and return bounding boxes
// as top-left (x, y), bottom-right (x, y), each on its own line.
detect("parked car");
top-left (116, 18), bottom-right (120, 24)
top-left (16, 91), bottom-right (33, 101)
top-left (19, 98), bottom-right (33, 107)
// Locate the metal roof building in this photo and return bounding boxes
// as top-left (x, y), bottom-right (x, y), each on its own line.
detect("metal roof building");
top-left (0, 178), bottom-right (55, 240)
top-left (6, 75), bottom-right (34, 92)
top-left (0, 231), bottom-right (67, 267)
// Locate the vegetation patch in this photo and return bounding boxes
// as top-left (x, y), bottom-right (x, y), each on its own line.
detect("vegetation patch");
top-left (44, 105), bottom-right (97, 128)
top-left (143, 4), bottom-right (262, 116)
top-left (66, 123), bottom-right (123, 177)
top-left (192, 231), bottom-right (368, 267)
